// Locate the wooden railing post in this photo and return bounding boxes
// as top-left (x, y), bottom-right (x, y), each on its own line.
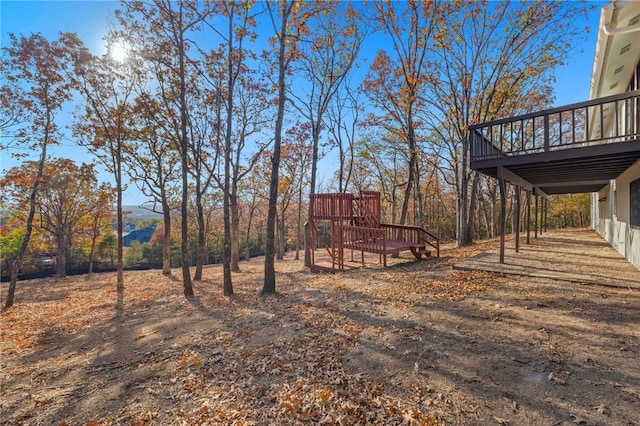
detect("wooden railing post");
top-left (543, 114), bottom-right (550, 152)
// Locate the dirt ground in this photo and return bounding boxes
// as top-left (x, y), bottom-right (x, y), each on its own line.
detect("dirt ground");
top-left (1, 230), bottom-right (639, 425)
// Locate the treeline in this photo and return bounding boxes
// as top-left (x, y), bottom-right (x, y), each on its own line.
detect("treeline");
top-left (0, 160), bottom-right (590, 279)
top-left (1, 1), bottom-right (592, 307)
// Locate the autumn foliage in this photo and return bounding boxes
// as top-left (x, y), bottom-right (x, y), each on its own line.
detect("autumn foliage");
top-left (1, 1), bottom-right (592, 299)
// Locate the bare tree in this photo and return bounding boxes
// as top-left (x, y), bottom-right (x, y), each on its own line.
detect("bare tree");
top-left (128, 93), bottom-right (180, 276)
top-left (363, 0), bottom-right (441, 227)
top-left (72, 30), bottom-right (139, 292)
top-left (118, 0), bottom-right (216, 296)
top-left (325, 79), bottom-right (362, 193)
top-left (424, 1), bottom-right (591, 245)
top-left (1, 33), bottom-right (79, 308)
top-left (261, 0), bottom-right (297, 295)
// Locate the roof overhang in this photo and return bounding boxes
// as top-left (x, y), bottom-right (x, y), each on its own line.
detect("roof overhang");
top-left (589, 2), bottom-right (640, 139)
top-left (590, 1), bottom-right (640, 100)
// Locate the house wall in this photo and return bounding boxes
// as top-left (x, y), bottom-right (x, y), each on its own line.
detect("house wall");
top-left (592, 159), bottom-right (640, 270)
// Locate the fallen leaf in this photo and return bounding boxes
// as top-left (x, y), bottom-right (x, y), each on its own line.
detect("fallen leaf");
top-left (548, 372), bottom-right (566, 385)
top-left (493, 415), bottom-right (509, 425)
top-left (570, 413), bottom-right (588, 424)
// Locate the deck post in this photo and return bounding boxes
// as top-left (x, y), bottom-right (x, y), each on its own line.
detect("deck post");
top-left (499, 178), bottom-right (507, 264)
top-left (331, 220), bottom-right (336, 270)
top-left (534, 194), bottom-right (538, 239)
top-left (543, 198), bottom-right (548, 233)
top-left (515, 185), bottom-right (521, 253)
top-left (540, 198), bottom-right (544, 235)
top-left (540, 201), bottom-right (543, 235)
top-left (544, 114), bottom-right (550, 152)
top-left (526, 190), bottom-right (531, 245)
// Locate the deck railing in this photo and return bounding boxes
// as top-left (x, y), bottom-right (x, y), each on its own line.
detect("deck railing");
top-left (341, 225), bottom-right (386, 252)
top-left (470, 89), bottom-right (640, 162)
top-left (309, 193), bottom-right (354, 220)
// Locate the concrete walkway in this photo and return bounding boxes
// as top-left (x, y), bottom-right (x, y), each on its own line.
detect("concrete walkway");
top-left (454, 229), bottom-right (640, 290)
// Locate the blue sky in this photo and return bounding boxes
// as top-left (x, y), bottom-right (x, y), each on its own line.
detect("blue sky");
top-left (553, 1), bottom-right (608, 104)
top-left (1, 1), bottom-right (120, 54)
top-left (1, 0), bottom-right (608, 205)
top-left (1, 1), bottom-right (130, 200)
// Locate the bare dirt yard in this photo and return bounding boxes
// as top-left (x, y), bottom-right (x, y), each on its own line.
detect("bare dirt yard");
top-left (2, 230), bottom-right (639, 425)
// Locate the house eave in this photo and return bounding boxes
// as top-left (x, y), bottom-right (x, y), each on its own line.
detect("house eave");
top-left (589, 1), bottom-right (640, 101)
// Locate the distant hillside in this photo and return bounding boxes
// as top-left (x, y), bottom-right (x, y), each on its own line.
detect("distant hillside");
top-left (123, 226), bottom-right (157, 247)
top-left (123, 205), bottom-right (163, 220)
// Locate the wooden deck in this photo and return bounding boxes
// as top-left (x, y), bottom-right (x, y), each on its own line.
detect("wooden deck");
top-left (343, 239), bottom-right (431, 267)
top-left (469, 89), bottom-right (640, 195)
top-left (310, 244), bottom-right (431, 273)
top-left (343, 239), bottom-right (422, 253)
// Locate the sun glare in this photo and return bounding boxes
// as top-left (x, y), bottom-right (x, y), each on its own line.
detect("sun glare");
top-left (110, 42), bottom-right (128, 63)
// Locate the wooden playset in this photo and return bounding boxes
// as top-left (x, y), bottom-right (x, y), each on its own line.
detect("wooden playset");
top-left (308, 191), bottom-right (440, 272)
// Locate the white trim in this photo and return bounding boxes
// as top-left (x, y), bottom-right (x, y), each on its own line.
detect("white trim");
top-left (603, 22), bottom-right (640, 35)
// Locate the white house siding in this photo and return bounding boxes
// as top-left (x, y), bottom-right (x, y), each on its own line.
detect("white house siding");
top-left (593, 159), bottom-right (640, 270)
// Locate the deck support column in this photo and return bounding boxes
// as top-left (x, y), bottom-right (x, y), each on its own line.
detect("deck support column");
top-left (543, 198), bottom-right (548, 233)
top-left (534, 194), bottom-right (539, 239)
top-left (499, 177), bottom-right (507, 264)
top-left (526, 190), bottom-right (531, 245)
top-left (540, 198), bottom-right (544, 235)
top-left (515, 186), bottom-right (521, 253)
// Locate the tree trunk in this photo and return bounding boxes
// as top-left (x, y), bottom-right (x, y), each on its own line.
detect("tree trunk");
top-left (262, 3), bottom-right (292, 296)
top-left (481, 197), bottom-right (491, 240)
top-left (456, 136), bottom-right (476, 246)
top-left (309, 122), bottom-right (320, 198)
top-left (4, 129), bottom-right (50, 309)
top-left (162, 199), bottom-right (172, 275)
top-left (295, 181), bottom-right (302, 260)
top-left (391, 184), bottom-right (399, 225)
top-left (194, 196), bottom-right (205, 281)
top-left (55, 231), bottom-right (66, 278)
top-left (505, 187), bottom-right (514, 233)
top-left (114, 137), bottom-right (125, 290)
top-left (337, 131), bottom-right (345, 192)
top-left (244, 201), bottom-right (256, 261)
top-left (179, 176), bottom-right (192, 295)
top-left (456, 182), bottom-right (467, 246)
top-left (263, 178), bottom-right (278, 295)
top-left (178, 13), bottom-right (193, 297)
top-left (88, 233), bottom-right (97, 275)
top-left (414, 156), bottom-right (424, 228)
top-left (277, 211), bottom-right (285, 260)
top-left (304, 224), bottom-right (312, 268)
top-left (230, 193), bottom-right (241, 272)
top-left (222, 6), bottom-right (235, 296)
top-left (490, 184), bottom-right (497, 238)
top-left (399, 137), bottom-right (416, 225)
top-left (464, 172), bottom-right (480, 244)
top-left (304, 120), bottom-right (321, 269)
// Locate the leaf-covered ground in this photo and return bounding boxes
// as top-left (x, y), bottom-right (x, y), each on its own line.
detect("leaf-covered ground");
top-left (2, 232), bottom-right (640, 425)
